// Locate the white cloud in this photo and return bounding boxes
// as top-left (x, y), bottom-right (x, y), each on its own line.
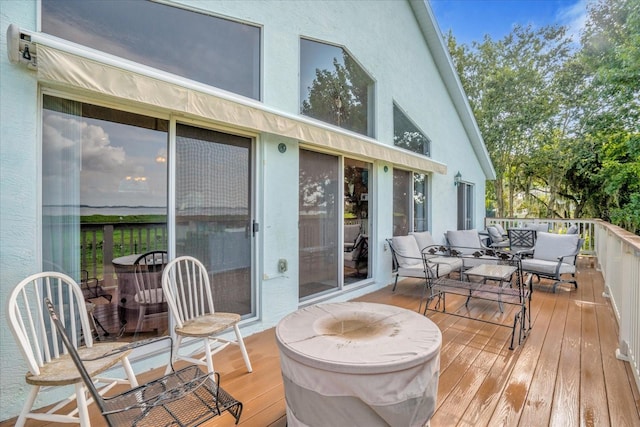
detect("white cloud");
top-left (557, 0), bottom-right (590, 45)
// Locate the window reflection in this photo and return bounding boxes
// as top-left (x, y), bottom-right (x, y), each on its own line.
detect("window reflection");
top-left (42, 0), bottom-right (261, 99)
top-left (42, 95), bottom-right (168, 341)
top-left (300, 38), bottom-right (374, 136)
top-left (393, 104), bottom-right (431, 157)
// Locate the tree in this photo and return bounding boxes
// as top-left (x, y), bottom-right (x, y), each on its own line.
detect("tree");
top-left (446, 25), bottom-right (574, 218)
top-left (573, 0), bottom-right (640, 232)
top-left (302, 52), bottom-right (372, 136)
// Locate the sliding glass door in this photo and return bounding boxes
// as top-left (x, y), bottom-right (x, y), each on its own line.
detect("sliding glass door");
top-left (175, 124), bottom-right (254, 316)
top-left (299, 150), bottom-right (339, 300)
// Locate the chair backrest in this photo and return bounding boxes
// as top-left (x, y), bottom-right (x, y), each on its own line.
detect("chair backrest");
top-left (525, 223), bottom-right (550, 232)
top-left (344, 224), bottom-right (360, 245)
top-left (409, 231), bottom-right (436, 251)
top-left (162, 256), bottom-right (216, 329)
top-left (493, 223), bottom-right (507, 236)
top-left (43, 298), bottom-right (110, 418)
top-left (6, 272), bottom-right (94, 377)
top-left (446, 229), bottom-right (483, 254)
top-left (508, 228), bottom-right (537, 248)
top-left (133, 250), bottom-right (168, 304)
top-left (390, 235), bottom-right (422, 268)
top-left (487, 226), bottom-right (506, 243)
top-left (567, 224), bottom-right (579, 235)
top-left (533, 232), bottom-right (581, 263)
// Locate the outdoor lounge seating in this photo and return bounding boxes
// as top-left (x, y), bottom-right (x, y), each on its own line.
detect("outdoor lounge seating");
top-left (486, 225), bottom-right (511, 248)
top-left (520, 232), bottom-right (584, 292)
top-left (6, 272), bottom-right (139, 427)
top-left (387, 235), bottom-right (456, 292)
top-left (44, 298), bottom-right (243, 426)
top-left (445, 229), bottom-right (497, 268)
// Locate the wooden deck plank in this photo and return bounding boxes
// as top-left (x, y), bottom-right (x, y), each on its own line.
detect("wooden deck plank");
top-left (549, 286), bottom-right (582, 426)
top-left (3, 259), bottom-right (640, 427)
top-left (518, 294), bottom-right (564, 426)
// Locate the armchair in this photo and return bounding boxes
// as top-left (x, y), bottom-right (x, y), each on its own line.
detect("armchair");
top-left (387, 235), bottom-right (452, 292)
top-left (520, 232), bottom-right (583, 292)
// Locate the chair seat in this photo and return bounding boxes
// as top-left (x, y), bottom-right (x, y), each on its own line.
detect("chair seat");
top-left (397, 262), bottom-right (452, 279)
top-left (521, 259), bottom-right (576, 276)
top-left (175, 313), bottom-right (242, 337)
top-left (26, 343), bottom-right (132, 386)
top-left (426, 256), bottom-right (463, 271)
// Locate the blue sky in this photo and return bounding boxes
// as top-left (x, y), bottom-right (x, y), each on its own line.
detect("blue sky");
top-left (430, 0), bottom-right (590, 45)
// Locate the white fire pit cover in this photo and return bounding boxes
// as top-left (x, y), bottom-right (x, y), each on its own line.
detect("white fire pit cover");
top-left (276, 302), bottom-right (442, 426)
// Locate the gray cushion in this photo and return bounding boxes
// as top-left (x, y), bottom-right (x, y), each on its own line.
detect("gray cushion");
top-left (525, 223), bottom-right (550, 232)
top-left (494, 223), bottom-right (506, 236)
top-left (446, 230), bottom-right (482, 254)
top-left (487, 226), bottom-right (505, 243)
top-left (521, 259), bottom-right (576, 275)
top-left (533, 232), bottom-right (579, 262)
top-left (391, 235), bottom-right (421, 268)
top-left (409, 231), bottom-right (436, 250)
top-left (567, 225), bottom-right (578, 235)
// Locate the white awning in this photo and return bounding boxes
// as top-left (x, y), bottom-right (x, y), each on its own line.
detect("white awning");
top-left (34, 41), bottom-right (446, 175)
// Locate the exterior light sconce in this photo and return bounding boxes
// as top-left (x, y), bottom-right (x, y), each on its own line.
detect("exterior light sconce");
top-left (454, 171), bottom-right (462, 186)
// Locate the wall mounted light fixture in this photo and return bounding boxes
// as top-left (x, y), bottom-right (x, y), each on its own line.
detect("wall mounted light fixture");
top-left (454, 171), bottom-right (462, 186)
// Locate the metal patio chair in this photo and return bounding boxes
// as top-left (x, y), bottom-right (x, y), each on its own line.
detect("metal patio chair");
top-left (44, 298), bottom-right (243, 426)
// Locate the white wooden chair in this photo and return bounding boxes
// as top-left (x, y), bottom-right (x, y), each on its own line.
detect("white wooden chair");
top-left (6, 272), bottom-right (139, 427)
top-left (162, 256), bottom-right (252, 375)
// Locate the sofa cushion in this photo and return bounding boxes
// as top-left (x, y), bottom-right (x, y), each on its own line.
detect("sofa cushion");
top-left (487, 226), bottom-right (506, 243)
top-left (534, 232), bottom-right (580, 262)
top-left (391, 235), bottom-right (422, 268)
top-left (446, 230), bottom-right (482, 254)
top-left (428, 256), bottom-right (463, 272)
top-left (521, 259), bottom-right (576, 275)
top-left (525, 223), bottom-right (550, 232)
top-left (409, 231), bottom-right (436, 251)
top-left (398, 261), bottom-right (452, 279)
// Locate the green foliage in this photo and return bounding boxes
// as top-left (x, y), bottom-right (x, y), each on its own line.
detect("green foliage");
top-left (446, 0), bottom-right (639, 234)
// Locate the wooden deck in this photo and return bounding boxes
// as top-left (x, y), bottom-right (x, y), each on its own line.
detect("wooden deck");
top-left (4, 257), bottom-right (640, 426)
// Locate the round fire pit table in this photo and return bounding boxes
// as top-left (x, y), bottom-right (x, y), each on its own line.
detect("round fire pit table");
top-left (276, 301), bottom-right (441, 426)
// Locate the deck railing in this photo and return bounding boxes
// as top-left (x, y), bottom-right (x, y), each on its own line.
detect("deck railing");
top-left (486, 218), bottom-right (640, 392)
top-left (594, 220), bottom-right (640, 393)
top-left (81, 222), bottom-right (167, 287)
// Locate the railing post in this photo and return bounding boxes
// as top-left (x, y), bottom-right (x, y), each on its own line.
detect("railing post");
top-left (103, 224), bottom-right (115, 287)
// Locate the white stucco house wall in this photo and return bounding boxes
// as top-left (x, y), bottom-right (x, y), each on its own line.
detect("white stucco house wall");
top-left (0, 0), bottom-right (495, 422)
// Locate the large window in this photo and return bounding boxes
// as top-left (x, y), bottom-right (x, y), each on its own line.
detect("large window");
top-left (42, 0), bottom-right (261, 99)
top-left (42, 95), bottom-right (256, 343)
top-left (393, 169), bottom-right (429, 235)
top-left (42, 95), bottom-right (169, 340)
top-left (300, 38), bottom-right (374, 137)
top-left (393, 103), bottom-right (431, 157)
top-left (457, 182), bottom-right (475, 230)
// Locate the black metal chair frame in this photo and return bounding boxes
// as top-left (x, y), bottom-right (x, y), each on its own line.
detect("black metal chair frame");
top-left (45, 298), bottom-right (243, 426)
